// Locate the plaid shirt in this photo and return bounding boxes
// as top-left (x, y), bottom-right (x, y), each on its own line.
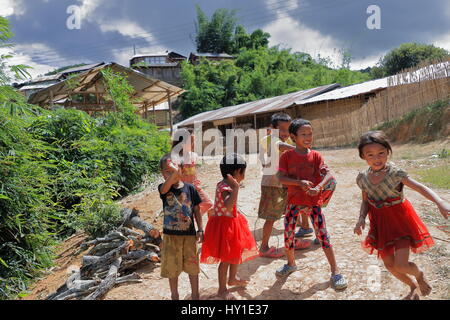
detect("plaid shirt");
top-left (356, 163), bottom-right (408, 208)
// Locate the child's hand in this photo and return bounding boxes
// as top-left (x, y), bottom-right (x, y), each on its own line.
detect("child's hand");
top-left (307, 186), bottom-right (321, 196)
top-left (353, 218), bottom-right (366, 235)
top-left (297, 180), bottom-right (314, 191)
top-left (167, 159), bottom-right (179, 172)
top-left (437, 201), bottom-right (449, 219)
top-left (227, 174), bottom-right (240, 190)
top-left (196, 230), bottom-right (204, 243)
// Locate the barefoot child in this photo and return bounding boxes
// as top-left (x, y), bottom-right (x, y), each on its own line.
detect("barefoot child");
top-left (158, 154), bottom-right (204, 300)
top-left (200, 153), bottom-right (260, 299)
top-left (258, 113), bottom-right (311, 258)
top-left (276, 119), bottom-right (347, 290)
top-left (354, 131), bottom-right (449, 299)
top-left (172, 128), bottom-right (214, 217)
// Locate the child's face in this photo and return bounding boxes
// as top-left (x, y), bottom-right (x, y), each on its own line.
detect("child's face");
top-left (161, 159), bottom-right (180, 181)
top-left (274, 121), bottom-right (291, 142)
top-left (361, 143), bottom-right (389, 170)
top-left (291, 125), bottom-right (313, 149)
top-left (362, 143), bottom-right (389, 171)
top-left (233, 168), bottom-right (246, 183)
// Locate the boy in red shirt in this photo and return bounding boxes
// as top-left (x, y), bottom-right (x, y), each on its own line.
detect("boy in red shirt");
top-left (276, 119), bottom-right (347, 290)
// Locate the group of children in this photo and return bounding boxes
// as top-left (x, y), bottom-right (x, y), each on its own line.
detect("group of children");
top-left (158, 113), bottom-right (449, 300)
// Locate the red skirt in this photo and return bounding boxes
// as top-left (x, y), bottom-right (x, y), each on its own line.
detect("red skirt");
top-left (200, 212), bottom-right (260, 265)
top-left (363, 199), bottom-right (434, 258)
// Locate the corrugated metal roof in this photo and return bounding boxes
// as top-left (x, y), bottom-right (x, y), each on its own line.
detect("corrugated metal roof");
top-left (176, 83), bottom-right (340, 127)
top-left (131, 52), bottom-right (169, 59)
top-left (297, 61), bottom-right (450, 105)
top-left (61, 62), bottom-right (105, 74)
top-left (297, 78), bottom-right (388, 104)
top-left (135, 63), bottom-right (179, 67)
top-left (20, 81), bottom-right (59, 91)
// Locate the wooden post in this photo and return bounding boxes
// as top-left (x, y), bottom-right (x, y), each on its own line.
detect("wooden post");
top-left (152, 102), bottom-right (156, 125)
top-left (167, 90), bottom-right (173, 135)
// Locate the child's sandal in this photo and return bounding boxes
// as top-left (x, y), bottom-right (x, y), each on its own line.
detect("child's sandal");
top-left (330, 274), bottom-right (347, 290)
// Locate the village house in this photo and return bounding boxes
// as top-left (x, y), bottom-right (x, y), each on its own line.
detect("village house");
top-left (175, 61), bottom-right (449, 149)
top-left (130, 51), bottom-right (186, 87)
top-left (21, 62), bottom-right (184, 131)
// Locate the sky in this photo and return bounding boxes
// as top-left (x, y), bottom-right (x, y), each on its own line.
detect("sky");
top-left (2, 0), bottom-right (450, 78)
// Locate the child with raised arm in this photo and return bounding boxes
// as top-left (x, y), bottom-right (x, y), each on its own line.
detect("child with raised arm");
top-left (354, 131), bottom-right (449, 299)
top-left (171, 128), bottom-right (214, 217)
top-left (200, 153), bottom-right (260, 300)
top-left (158, 154), bottom-right (204, 300)
top-left (276, 119), bottom-right (347, 290)
top-left (258, 113), bottom-right (311, 258)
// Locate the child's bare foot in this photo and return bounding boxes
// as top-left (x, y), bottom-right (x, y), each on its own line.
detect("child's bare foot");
top-left (416, 271), bottom-right (432, 296)
top-left (217, 290), bottom-right (237, 300)
top-left (402, 286), bottom-right (420, 300)
top-left (171, 293), bottom-right (180, 300)
top-left (228, 277), bottom-right (249, 287)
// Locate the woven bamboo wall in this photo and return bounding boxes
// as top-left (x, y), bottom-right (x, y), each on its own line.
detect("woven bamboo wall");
top-left (307, 61), bottom-right (450, 148)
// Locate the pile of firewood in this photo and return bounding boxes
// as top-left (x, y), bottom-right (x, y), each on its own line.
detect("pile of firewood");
top-left (46, 208), bottom-right (162, 300)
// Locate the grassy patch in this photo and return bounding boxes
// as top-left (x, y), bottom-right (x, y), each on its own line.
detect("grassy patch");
top-left (411, 164), bottom-right (450, 189)
top-left (373, 99), bottom-right (449, 144)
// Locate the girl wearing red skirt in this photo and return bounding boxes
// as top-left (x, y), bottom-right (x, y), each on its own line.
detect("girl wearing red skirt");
top-left (354, 131), bottom-right (449, 299)
top-left (200, 154), bottom-right (260, 300)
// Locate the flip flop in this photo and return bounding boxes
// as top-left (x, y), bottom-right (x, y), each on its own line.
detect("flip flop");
top-left (260, 246), bottom-right (284, 258)
top-left (294, 238), bottom-right (312, 250)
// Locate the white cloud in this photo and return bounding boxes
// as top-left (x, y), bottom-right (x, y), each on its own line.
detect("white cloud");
top-left (351, 53), bottom-right (383, 70)
top-left (99, 20), bottom-right (150, 39)
top-left (0, 0), bottom-right (25, 17)
top-left (75, 0), bottom-right (152, 43)
top-left (264, 14), bottom-right (342, 66)
top-left (1, 43), bottom-right (63, 79)
top-left (76, 0), bottom-right (105, 21)
top-left (432, 32), bottom-right (450, 52)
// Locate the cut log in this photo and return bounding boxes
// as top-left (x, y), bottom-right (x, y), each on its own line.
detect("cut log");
top-left (123, 250), bottom-right (151, 261)
top-left (80, 242), bottom-right (128, 279)
top-left (84, 257), bottom-right (122, 300)
top-left (87, 239), bottom-right (124, 256)
top-left (69, 279), bottom-right (101, 291)
top-left (118, 226), bottom-right (143, 238)
top-left (80, 231), bottom-right (127, 250)
top-left (116, 273), bottom-right (141, 282)
top-left (46, 270), bottom-right (79, 300)
top-left (121, 208), bottom-right (157, 237)
top-left (66, 271), bottom-right (81, 289)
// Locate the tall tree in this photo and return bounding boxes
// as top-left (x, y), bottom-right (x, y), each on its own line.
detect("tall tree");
top-left (194, 6), bottom-right (270, 54)
top-left (381, 43), bottom-right (449, 76)
top-left (195, 5), bottom-right (237, 54)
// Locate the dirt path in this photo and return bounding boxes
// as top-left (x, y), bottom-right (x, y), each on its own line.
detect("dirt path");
top-left (24, 141), bottom-right (449, 300)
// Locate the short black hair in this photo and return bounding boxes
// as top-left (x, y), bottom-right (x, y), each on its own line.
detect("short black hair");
top-left (358, 131), bottom-right (393, 159)
top-left (159, 153), bottom-right (172, 170)
top-left (220, 153), bottom-right (247, 179)
top-left (289, 118), bottom-right (312, 135)
top-left (271, 113), bottom-right (292, 129)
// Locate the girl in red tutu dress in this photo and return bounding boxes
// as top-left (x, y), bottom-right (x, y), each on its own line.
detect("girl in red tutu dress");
top-left (200, 153), bottom-right (260, 300)
top-left (354, 131), bottom-right (449, 299)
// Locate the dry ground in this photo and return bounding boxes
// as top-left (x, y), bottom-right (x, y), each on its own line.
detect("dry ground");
top-left (23, 140), bottom-right (449, 300)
